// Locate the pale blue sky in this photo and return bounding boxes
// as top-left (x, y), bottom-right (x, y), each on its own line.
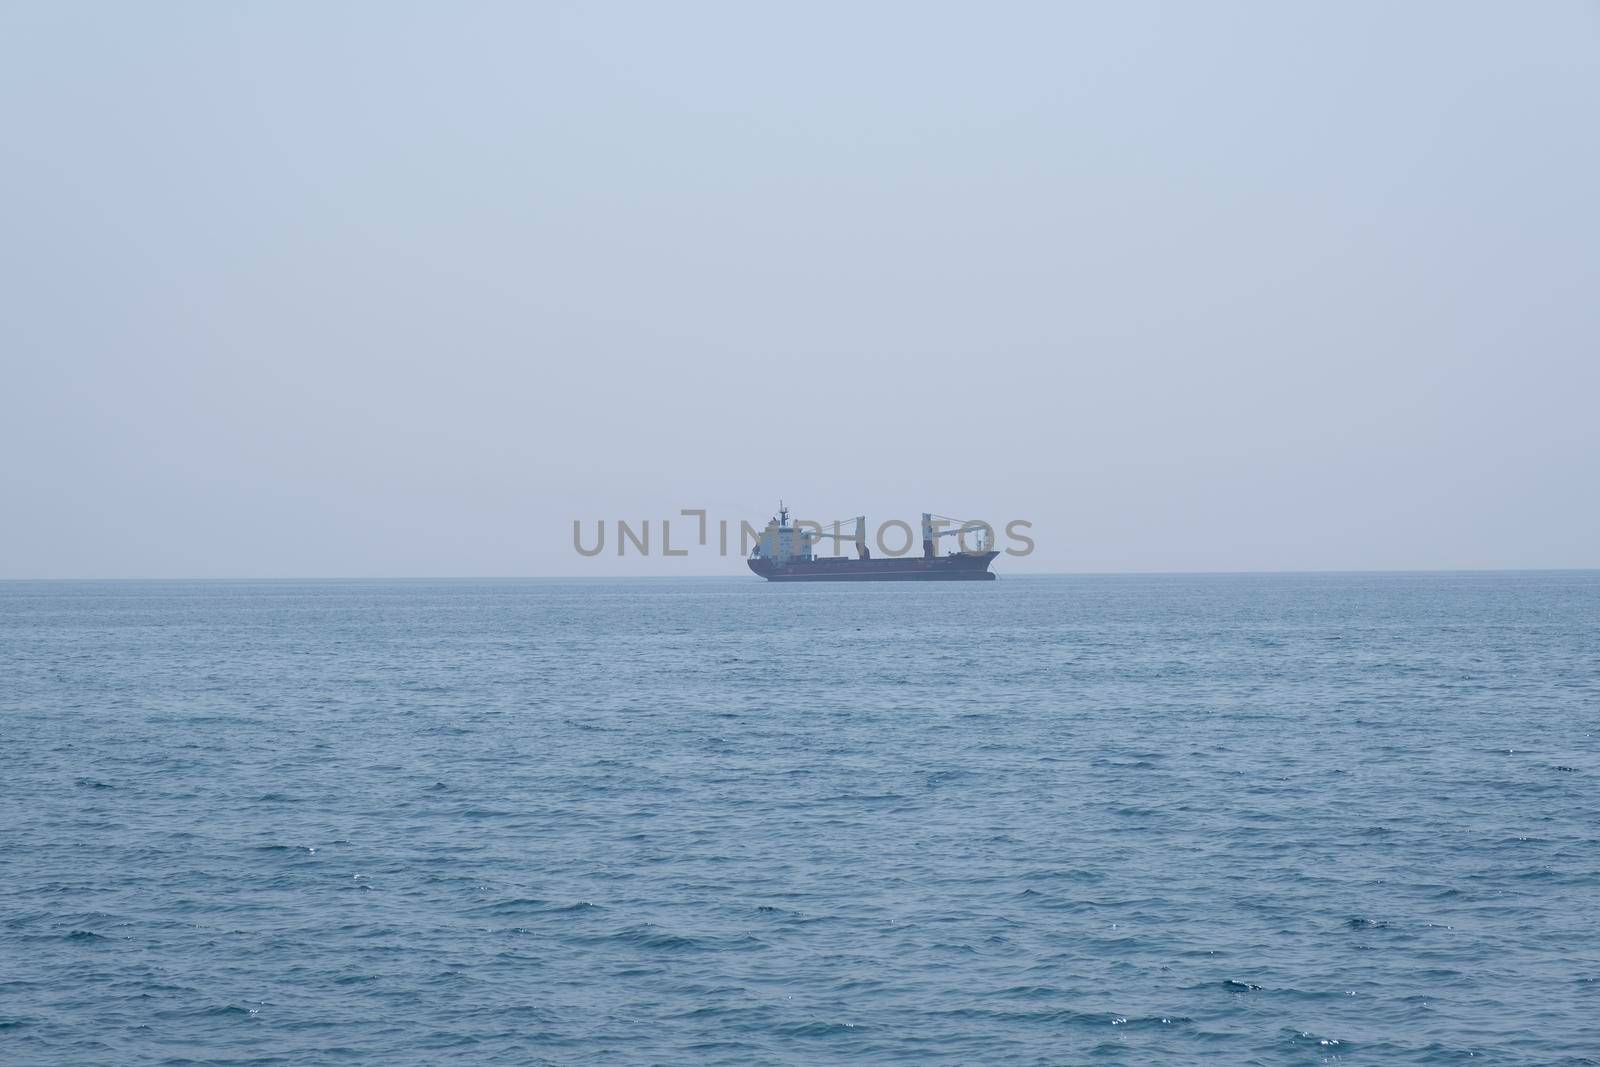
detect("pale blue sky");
top-left (3, 2), bottom-right (1596, 577)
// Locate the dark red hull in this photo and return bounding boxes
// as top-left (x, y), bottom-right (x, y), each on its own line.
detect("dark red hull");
top-left (748, 551), bottom-right (998, 582)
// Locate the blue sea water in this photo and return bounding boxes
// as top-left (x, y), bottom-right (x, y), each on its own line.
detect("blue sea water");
top-left (1, 573), bottom-right (1598, 1065)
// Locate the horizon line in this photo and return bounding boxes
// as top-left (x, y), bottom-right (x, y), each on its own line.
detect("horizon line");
top-left (3, 567), bottom-right (1598, 583)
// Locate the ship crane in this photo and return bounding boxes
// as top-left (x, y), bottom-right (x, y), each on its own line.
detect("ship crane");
top-left (921, 513), bottom-right (992, 557)
top-left (811, 516), bottom-right (871, 559)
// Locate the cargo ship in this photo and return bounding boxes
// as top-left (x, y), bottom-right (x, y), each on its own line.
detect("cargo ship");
top-left (747, 504), bottom-right (999, 582)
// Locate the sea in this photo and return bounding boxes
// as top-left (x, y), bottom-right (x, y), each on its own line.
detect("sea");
top-left (2, 573), bottom-right (1597, 1065)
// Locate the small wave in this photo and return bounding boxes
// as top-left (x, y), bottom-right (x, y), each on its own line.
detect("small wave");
top-left (995, 985), bottom-right (1061, 999)
top-left (606, 925), bottom-right (757, 953)
top-left (613, 927), bottom-right (704, 952)
top-left (468, 897), bottom-right (547, 915)
top-left (1114, 1014), bottom-right (1193, 1028)
top-left (1287, 1027), bottom-right (1348, 1049)
top-left (776, 1020), bottom-right (862, 1038)
top-left (562, 719), bottom-right (612, 732)
top-left (925, 769), bottom-right (974, 786)
top-left (196, 1004), bottom-right (259, 1019)
top-left (459, 808), bottom-right (516, 819)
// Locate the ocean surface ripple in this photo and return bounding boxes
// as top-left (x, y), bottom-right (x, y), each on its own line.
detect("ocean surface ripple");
top-left (2, 573), bottom-right (1598, 1064)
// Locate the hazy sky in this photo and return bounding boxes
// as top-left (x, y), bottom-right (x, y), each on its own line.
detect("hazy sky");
top-left (3, 2), bottom-right (1596, 577)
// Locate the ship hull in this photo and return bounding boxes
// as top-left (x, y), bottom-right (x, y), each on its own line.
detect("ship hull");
top-left (748, 551), bottom-right (999, 582)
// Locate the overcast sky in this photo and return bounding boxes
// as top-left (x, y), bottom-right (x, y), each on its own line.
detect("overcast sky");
top-left (3, 2), bottom-right (1596, 577)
